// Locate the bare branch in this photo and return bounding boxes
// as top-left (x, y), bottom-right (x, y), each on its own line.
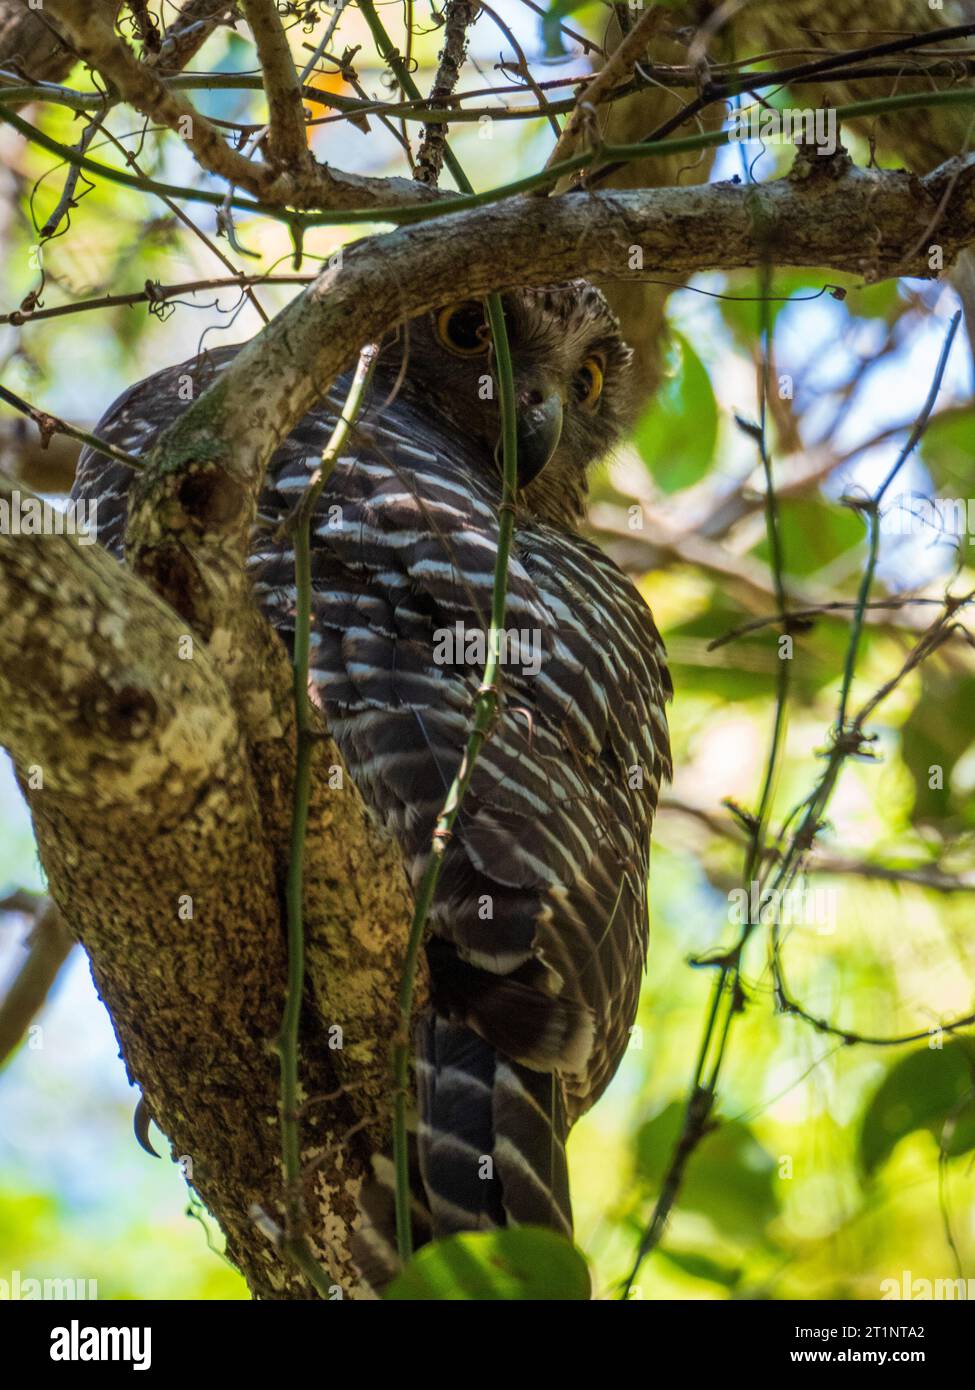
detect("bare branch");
top-left (0, 899), bottom-right (74, 1066)
top-left (414, 0), bottom-right (481, 188)
top-left (241, 0), bottom-right (309, 170)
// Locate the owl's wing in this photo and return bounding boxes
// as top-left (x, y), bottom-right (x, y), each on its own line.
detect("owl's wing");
top-left (72, 348), bottom-right (255, 553)
top-left (252, 396), bottom-right (672, 1117)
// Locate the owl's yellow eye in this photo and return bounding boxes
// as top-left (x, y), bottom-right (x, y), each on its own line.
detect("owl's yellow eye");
top-left (574, 355), bottom-right (604, 409)
top-left (436, 302), bottom-right (490, 356)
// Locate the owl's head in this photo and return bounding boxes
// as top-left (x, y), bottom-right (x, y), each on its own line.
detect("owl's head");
top-left (378, 281), bottom-right (635, 527)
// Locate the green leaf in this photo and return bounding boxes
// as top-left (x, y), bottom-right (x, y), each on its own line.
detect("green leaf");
top-left (850, 278), bottom-right (903, 321)
top-left (859, 1041), bottom-right (975, 1176)
top-left (384, 1227), bottom-right (591, 1301)
top-left (750, 495), bottom-right (866, 577)
top-left (900, 669), bottom-right (975, 826)
top-left (635, 1103), bottom-right (779, 1238)
top-left (918, 407), bottom-right (975, 492)
top-left (634, 332), bottom-right (718, 494)
top-left (657, 1247), bottom-right (744, 1290)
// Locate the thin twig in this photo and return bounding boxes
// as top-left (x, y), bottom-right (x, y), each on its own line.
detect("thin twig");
top-left (0, 274), bottom-right (312, 327)
top-left (0, 384), bottom-right (142, 470)
top-left (39, 105), bottom-right (110, 240)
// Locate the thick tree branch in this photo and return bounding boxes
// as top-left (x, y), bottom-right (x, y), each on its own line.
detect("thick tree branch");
top-left (136, 149), bottom-right (975, 510)
top-left (0, 476), bottom-right (239, 807)
top-left (0, 470), bottom-right (413, 1296)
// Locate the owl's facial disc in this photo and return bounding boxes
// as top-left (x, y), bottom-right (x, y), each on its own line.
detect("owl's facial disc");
top-left (386, 284), bottom-right (633, 527)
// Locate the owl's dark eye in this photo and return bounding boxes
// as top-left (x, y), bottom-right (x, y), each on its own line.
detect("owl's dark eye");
top-left (436, 302), bottom-right (490, 357)
top-left (573, 355), bottom-right (605, 409)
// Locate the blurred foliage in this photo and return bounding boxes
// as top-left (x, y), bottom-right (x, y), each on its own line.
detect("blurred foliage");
top-left (1, 4), bottom-right (974, 1304)
top-left (636, 1104), bottom-right (779, 1239)
top-left (859, 1042), bottom-right (975, 1175)
top-left (0, 1186), bottom-right (246, 1300)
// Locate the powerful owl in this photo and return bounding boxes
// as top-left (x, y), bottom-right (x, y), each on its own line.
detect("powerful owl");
top-left (73, 282), bottom-right (672, 1282)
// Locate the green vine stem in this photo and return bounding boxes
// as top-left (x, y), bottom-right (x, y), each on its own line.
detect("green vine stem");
top-left (277, 344), bottom-right (377, 1294)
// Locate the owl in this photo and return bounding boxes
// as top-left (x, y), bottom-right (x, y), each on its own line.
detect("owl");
top-left (73, 282), bottom-right (672, 1283)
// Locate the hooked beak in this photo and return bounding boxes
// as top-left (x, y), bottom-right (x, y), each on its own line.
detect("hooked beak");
top-left (515, 389), bottom-right (563, 488)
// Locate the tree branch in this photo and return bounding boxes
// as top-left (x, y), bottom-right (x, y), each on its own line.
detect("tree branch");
top-left (0, 898), bottom-right (74, 1066)
top-left (0, 475), bottom-right (239, 806)
top-left (141, 148), bottom-right (975, 511)
top-left (414, 0), bottom-right (481, 187)
top-left (0, 469), bottom-right (414, 1296)
top-left (240, 0), bottom-right (309, 170)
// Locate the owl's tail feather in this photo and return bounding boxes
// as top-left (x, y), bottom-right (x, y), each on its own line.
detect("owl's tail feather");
top-left (351, 1129), bottom-right (433, 1296)
top-left (352, 1016), bottom-right (572, 1295)
top-left (417, 1015), bottom-right (573, 1238)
